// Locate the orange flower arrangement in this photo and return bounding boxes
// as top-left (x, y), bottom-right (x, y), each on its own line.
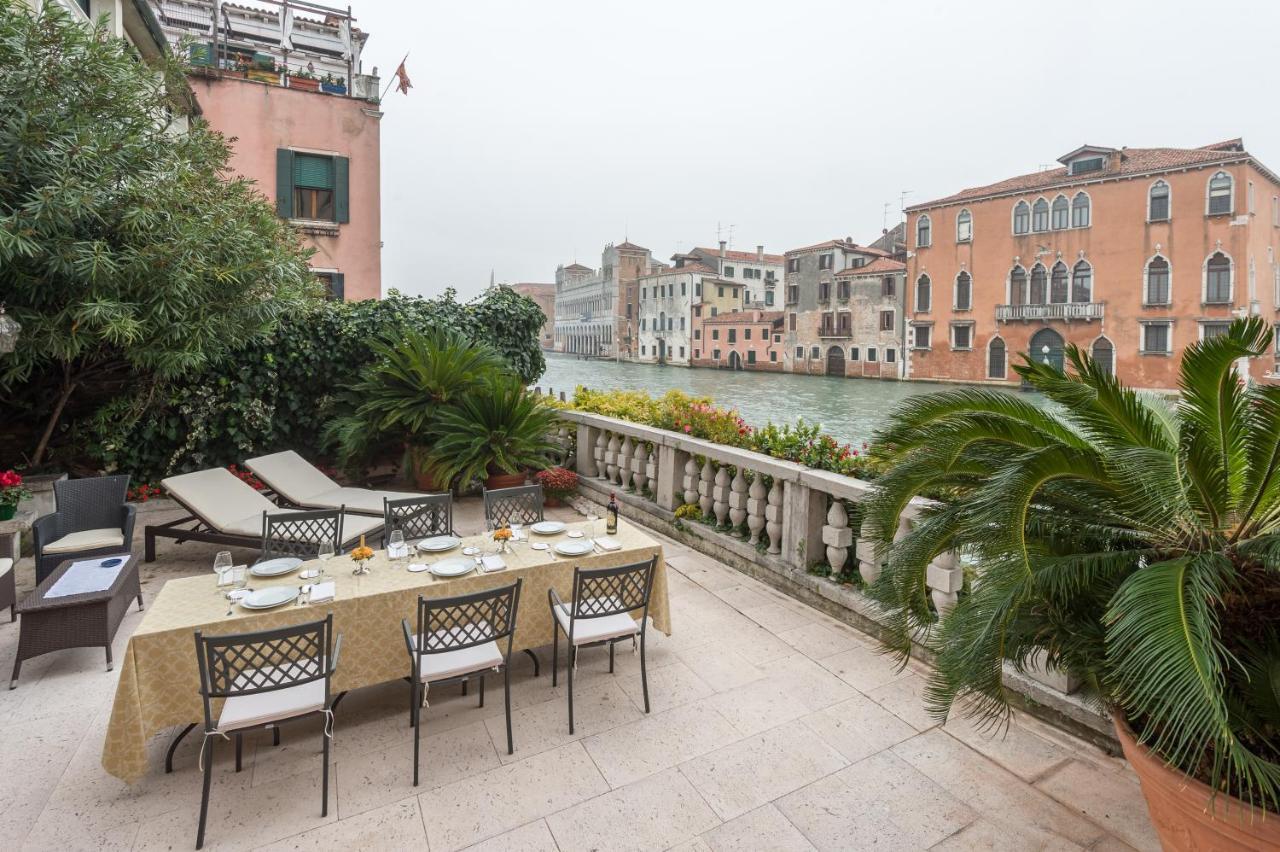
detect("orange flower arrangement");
top-left (492, 527), bottom-right (512, 542)
top-left (351, 534), bottom-right (374, 562)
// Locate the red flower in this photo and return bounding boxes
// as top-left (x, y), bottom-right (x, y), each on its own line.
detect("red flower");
top-left (0, 470), bottom-right (21, 488)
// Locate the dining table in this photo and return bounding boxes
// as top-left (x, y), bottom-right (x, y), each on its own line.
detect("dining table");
top-left (100, 517), bottom-right (669, 784)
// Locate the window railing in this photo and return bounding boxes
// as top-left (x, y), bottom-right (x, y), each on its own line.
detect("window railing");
top-left (996, 302), bottom-right (1104, 321)
top-left (818, 325), bottom-right (851, 338)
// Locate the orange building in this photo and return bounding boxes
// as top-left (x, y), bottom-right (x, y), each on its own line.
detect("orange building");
top-left (691, 310), bottom-right (785, 371)
top-left (904, 140), bottom-right (1280, 390)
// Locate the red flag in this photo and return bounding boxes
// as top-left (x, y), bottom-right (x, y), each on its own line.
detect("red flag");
top-left (394, 60), bottom-right (412, 95)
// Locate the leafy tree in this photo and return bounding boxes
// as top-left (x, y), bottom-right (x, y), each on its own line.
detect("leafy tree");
top-left (0, 4), bottom-right (318, 465)
top-left (863, 317), bottom-right (1280, 809)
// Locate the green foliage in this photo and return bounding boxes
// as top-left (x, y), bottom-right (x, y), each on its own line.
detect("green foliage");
top-left (0, 4), bottom-right (319, 463)
top-left (863, 317), bottom-right (1280, 809)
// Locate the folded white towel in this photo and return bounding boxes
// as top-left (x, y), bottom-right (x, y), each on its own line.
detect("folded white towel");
top-left (594, 537), bottom-right (622, 551)
top-left (308, 581), bottom-right (336, 603)
top-left (481, 555), bottom-right (507, 572)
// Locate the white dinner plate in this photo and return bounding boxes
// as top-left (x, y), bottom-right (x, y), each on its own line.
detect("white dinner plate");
top-left (240, 586), bottom-right (300, 609)
top-left (566, 530), bottom-right (584, 539)
top-left (554, 539), bottom-right (594, 557)
top-left (418, 535), bottom-right (461, 553)
top-left (530, 521), bottom-right (566, 535)
top-left (430, 558), bottom-right (474, 577)
top-left (462, 546), bottom-right (480, 556)
top-left (250, 557), bottom-right (303, 577)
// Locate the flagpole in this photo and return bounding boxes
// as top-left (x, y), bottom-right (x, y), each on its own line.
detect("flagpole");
top-left (379, 51), bottom-right (410, 101)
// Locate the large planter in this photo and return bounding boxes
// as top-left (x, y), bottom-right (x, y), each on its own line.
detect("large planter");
top-left (485, 471), bottom-right (527, 490)
top-left (247, 69), bottom-right (279, 84)
top-left (1114, 715), bottom-right (1279, 851)
top-left (288, 76), bottom-right (320, 92)
top-left (321, 82), bottom-right (347, 95)
top-left (0, 504), bottom-right (14, 521)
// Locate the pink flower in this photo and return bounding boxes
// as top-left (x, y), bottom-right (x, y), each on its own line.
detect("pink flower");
top-left (684, 425), bottom-right (692, 433)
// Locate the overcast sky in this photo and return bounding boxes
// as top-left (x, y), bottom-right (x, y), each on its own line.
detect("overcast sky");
top-left (354, 0), bottom-right (1280, 301)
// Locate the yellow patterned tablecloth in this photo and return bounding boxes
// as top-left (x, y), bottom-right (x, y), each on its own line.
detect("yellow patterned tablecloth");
top-left (102, 519), bottom-right (667, 784)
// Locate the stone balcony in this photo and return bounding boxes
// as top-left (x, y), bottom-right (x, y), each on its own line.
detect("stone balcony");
top-left (996, 302), bottom-right (1105, 322)
top-left (817, 326), bottom-right (852, 338)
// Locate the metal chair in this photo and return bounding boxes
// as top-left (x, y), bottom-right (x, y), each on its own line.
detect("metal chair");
top-left (382, 494), bottom-right (455, 545)
top-left (259, 507), bottom-right (343, 561)
top-left (482, 484), bottom-right (544, 528)
top-left (194, 614), bottom-right (341, 849)
top-left (32, 475), bottom-right (134, 584)
top-left (401, 579), bottom-right (522, 786)
top-left (549, 556), bottom-right (657, 734)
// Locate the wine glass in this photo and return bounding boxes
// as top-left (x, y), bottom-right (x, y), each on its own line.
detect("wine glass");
top-left (213, 551), bottom-right (232, 595)
top-left (388, 529), bottom-right (406, 564)
top-left (317, 539), bottom-right (335, 581)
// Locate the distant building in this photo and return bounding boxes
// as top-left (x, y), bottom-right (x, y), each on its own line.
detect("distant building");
top-left (904, 139), bottom-right (1280, 390)
top-left (636, 264), bottom-right (718, 366)
top-left (691, 310), bottom-right (785, 371)
top-left (151, 0), bottom-right (382, 300)
top-left (510, 283), bottom-right (556, 349)
top-left (553, 242), bottom-right (664, 356)
top-left (818, 258), bottom-right (907, 378)
top-left (674, 242), bottom-right (784, 308)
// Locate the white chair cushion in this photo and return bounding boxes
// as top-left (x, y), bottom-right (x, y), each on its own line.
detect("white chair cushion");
top-left (411, 630), bottom-right (504, 682)
top-left (554, 601), bottom-right (641, 646)
top-left (163, 468), bottom-right (280, 534)
top-left (43, 527), bottom-right (125, 554)
top-left (218, 678), bottom-right (326, 731)
top-left (0, 557), bottom-right (12, 578)
top-left (245, 451), bottom-right (339, 503)
top-left (341, 513), bottom-right (385, 543)
top-left (306, 487), bottom-right (432, 515)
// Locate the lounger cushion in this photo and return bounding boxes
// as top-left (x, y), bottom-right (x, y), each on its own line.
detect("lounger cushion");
top-left (554, 601), bottom-right (641, 646)
top-left (245, 451), bottom-right (338, 503)
top-left (307, 487), bottom-right (432, 515)
top-left (162, 468), bottom-right (280, 534)
top-left (43, 528), bottom-right (126, 553)
top-left (0, 558), bottom-right (11, 578)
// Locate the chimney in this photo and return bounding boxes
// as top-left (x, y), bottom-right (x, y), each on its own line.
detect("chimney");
top-left (719, 240), bottom-right (726, 258)
top-left (756, 244), bottom-right (764, 262)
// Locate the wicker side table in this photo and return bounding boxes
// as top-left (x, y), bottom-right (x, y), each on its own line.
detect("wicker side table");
top-left (10, 553), bottom-right (143, 688)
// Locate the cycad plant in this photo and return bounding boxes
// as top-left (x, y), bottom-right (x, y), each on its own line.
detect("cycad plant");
top-left (424, 374), bottom-right (560, 487)
top-left (862, 317), bottom-right (1280, 809)
top-left (324, 327), bottom-right (504, 470)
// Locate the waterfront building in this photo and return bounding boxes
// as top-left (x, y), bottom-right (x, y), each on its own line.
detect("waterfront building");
top-left (691, 309), bottom-right (785, 370)
top-left (510, 283), bottom-right (556, 349)
top-left (904, 139), bottom-right (1280, 390)
top-left (554, 241), bottom-right (663, 356)
top-left (674, 241), bottom-right (785, 307)
top-left (782, 237), bottom-right (892, 374)
top-left (151, 0), bottom-right (382, 300)
top-left (636, 264), bottom-right (715, 366)
top-left (815, 258), bottom-right (908, 379)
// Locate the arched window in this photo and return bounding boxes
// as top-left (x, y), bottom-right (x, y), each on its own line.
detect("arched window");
top-left (1208, 171), bottom-right (1233, 215)
top-left (1032, 198), bottom-right (1049, 232)
top-left (1205, 252), bottom-right (1232, 303)
top-left (988, 336), bottom-right (1006, 379)
top-left (954, 271), bottom-right (972, 310)
top-left (1051, 195), bottom-right (1069, 229)
top-left (1148, 180), bottom-right (1170, 221)
top-left (1071, 192), bottom-right (1091, 228)
top-left (1071, 260), bottom-right (1092, 303)
top-left (1009, 265), bottom-right (1027, 305)
top-left (1050, 262), bottom-right (1069, 304)
top-left (916, 214), bottom-right (932, 247)
top-left (1145, 255), bottom-right (1170, 305)
top-left (1013, 200), bottom-right (1030, 234)
top-left (1091, 337), bottom-right (1114, 375)
top-left (915, 274), bottom-right (932, 312)
top-left (956, 208), bottom-right (972, 242)
top-left (1029, 263), bottom-right (1048, 304)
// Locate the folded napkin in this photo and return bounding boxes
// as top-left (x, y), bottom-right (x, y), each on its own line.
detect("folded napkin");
top-left (594, 536), bottom-right (622, 552)
top-left (511, 530), bottom-right (526, 541)
top-left (308, 581), bottom-right (336, 603)
top-left (217, 565), bottom-right (247, 587)
top-left (387, 543), bottom-right (410, 559)
top-left (480, 555), bottom-right (507, 572)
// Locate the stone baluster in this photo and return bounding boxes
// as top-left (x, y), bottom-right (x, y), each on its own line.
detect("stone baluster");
top-left (765, 479), bottom-right (783, 555)
top-left (618, 436), bottom-right (634, 489)
top-left (712, 466), bottom-right (730, 527)
top-left (927, 550), bottom-right (963, 618)
top-left (646, 448), bottom-right (659, 502)
top-left (698, 459), bottom-right (714, 517)
top-left (632, 442), bottom-right (648, 494)
top-left (605, 433), bottom-right (620, 483)
top-left (746, 474), bottom-right (767, 545)
top-left (683, 458), bottom-right (699, 506)
top-left (823, 499), bottom-right (852, 578)
top-left (728, 468), bottom-right (748, 535)
top-left (593, 430), bottom-right (608, 479)
top-left (856, 517), bottom-right (881, 584)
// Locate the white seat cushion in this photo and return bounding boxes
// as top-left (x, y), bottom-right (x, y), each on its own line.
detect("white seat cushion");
top-left (217, 665), bottom-right (326, 731)
top-left (43, 527), bottom-right (125, 554)
top-left (245, 451), bottom-right (340, 503)
top-left (411, 631), bottom-right (504, 682)
top-left (554, 601), bottom-right (641, 646)
top-left (306, 487), bottom-right (432, 516)
top-left (163, 468), bottom-right (281, 533)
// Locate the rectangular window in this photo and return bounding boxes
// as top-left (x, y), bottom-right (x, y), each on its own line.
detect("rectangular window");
top-left (1142, 322), bottom-right (1172, 354)
top-left (718, 286), bottom-right (725, 297)
top-left (679, 317), bottom-right (685, 330)
top-left (818, 282), bottom-right (830, 301)
top-left (795, 347), bottom-right (804, 359)
top-left (679, 346), bottom-right (685, 358)
top-left (695, 349), bottom-right (700, 358)
top-left (879, 310), bottom-right (893, 331)
top-left (728, 329), bottom-right (736, 343)
top-left (882, 277), bottom-right (895, 297)
top-left (1070, 156), bottom-right (1104, 175)
top-left (710, 307), bottom-right (717, 317)
top-left (786, 285), bottom-right (799, 304)
top-left (788, 313), bottom-right (797, 331)
top-left (723, 266), bottom-right (735, 277)
top-left (885, 348), bottom-right (896, 363)
top-left (811, 346), bottom-right (820, 359)
top-left (640, 345), bottom-right (646, 355)
top-left (787, 258), bottom-right (800, 273)
top-left (1201, 321), bottom-right (1231, 340)
top-left (314, 271), bottom-right (344, 299)
top-left (819, 254), bottom-right (833, 270)
top-left (867, 347), bottom-right (877, 362)
top-left (1206, 265), bottom-right (1232, 303)
top-left (837, 281), bottom-right (850, 300)
top-left (744, 328), bottom-right (752, 340)
top-left (952, 324), bottom-right (972, 350)
top-left (681, 282), bottom-right (687, 295)
top-left (769, 351), bottom-right (777, 362)
top-left (694, 329), bottom-right (701, 339)
top-left (712, 329), bottom-right (720, 340)
top-left (765, 291), bottom-right (774, 306)
top-left (696, 282), bottom-right (702, 297)
top-left (713, 349), bottom-right (721, 359)
top-left (913, 325), bottom-right (932, 350)
top-left (292, 153), bottom-right (336, 221)
top-left (747, 350), bottom-right (756, 364)
top-left (850, 347), bottom-right (860, 361)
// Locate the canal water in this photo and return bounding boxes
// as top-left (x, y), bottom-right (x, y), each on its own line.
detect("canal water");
top-left (537, 352), bottom-right (1004, 446)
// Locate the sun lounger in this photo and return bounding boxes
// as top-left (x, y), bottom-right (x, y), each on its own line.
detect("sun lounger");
top-left (144, 467), bottom-right (383, 562)
top-left (245, 450), bottom-right (434, 516)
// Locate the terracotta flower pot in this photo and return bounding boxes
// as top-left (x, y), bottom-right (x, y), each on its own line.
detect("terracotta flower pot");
top-left (1113, 715), bottom-right (1279, 851)
top-left (485, 470), bottom-right (527, 490)
top-left (289, 76), bottom-right (320, 92)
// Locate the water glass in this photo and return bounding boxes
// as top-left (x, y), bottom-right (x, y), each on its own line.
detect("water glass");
top-left (510, 522), bottom-right (523, 548)
top-left (317, 540), bottom-right (335, 580)
top-left (212, 551), bottom-right (233, 595)
top-left (231, 566), bottom-right (247, 594)
top-left (388, 529), bottom-right (406, 563)
top-left (586, 511), bottom-right (599, 538)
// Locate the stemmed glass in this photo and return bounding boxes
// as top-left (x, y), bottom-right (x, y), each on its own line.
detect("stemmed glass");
top-left (388, 529), bottom-right (406, 565)
top-left (317, 539), bottom-right (335, 581)
top-left (213, 551), bottom-right (232, 596)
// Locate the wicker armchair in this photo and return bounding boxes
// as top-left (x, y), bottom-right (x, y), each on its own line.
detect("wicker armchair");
top-left (32, 475), bottom-right (134, 584)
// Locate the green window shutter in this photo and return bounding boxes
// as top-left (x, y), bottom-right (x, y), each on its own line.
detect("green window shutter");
top-left (293, 154), bottom-right (334, 189)
top-left (331, 273), bottom-right (345, 300)
top-left (334, 156), bottom-right (350, 223)
top-left (275, 148), bottom-right (294, 218)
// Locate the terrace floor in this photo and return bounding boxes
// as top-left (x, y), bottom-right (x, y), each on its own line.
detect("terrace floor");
top-left (0, 498), bottom-right (1159, 851)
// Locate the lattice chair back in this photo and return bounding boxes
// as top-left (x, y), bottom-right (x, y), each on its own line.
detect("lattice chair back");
top-left (571, 556), bottom-right (657, 620)
top-left (412, 579), bottom-right (523, 660)
top-left (195, 614), bottom-right (335, 730)
top-left (384, 494), bottom-right (453, 541)
top-left (53, 474), bottom-right (130, 535)
top-left (260, 508), bottom-right (343, 560)
top-left (482, 484), bottom-right (544, 527)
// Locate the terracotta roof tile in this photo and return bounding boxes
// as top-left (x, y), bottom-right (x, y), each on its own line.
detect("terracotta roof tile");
top-left (614, 240), bottom-right (649, 252)
top-left (834, 257), bottom-right (907, 277)
top-left (641, 262), bottom-right (716, 278)
top-left (690, 246), bottom-right (786, 265)
top-left (562, 263), bottom-right (593, 272)
top-left (786, 239), bottom-right (890, 257)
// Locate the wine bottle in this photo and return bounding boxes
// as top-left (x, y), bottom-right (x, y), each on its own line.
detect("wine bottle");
top-left (606, 492), bottom-right (619, 535)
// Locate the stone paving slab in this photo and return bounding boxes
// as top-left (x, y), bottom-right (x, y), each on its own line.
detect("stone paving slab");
top-left (0, 498), bottom-right (1156, 851)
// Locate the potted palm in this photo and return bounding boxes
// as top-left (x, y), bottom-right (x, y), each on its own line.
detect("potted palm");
top-left (324, 327), bottom-right (503, 490)
top-left (424, 375), bottom-right (560, 490)
top-left (862, 317), bottom-right (1279, 851)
